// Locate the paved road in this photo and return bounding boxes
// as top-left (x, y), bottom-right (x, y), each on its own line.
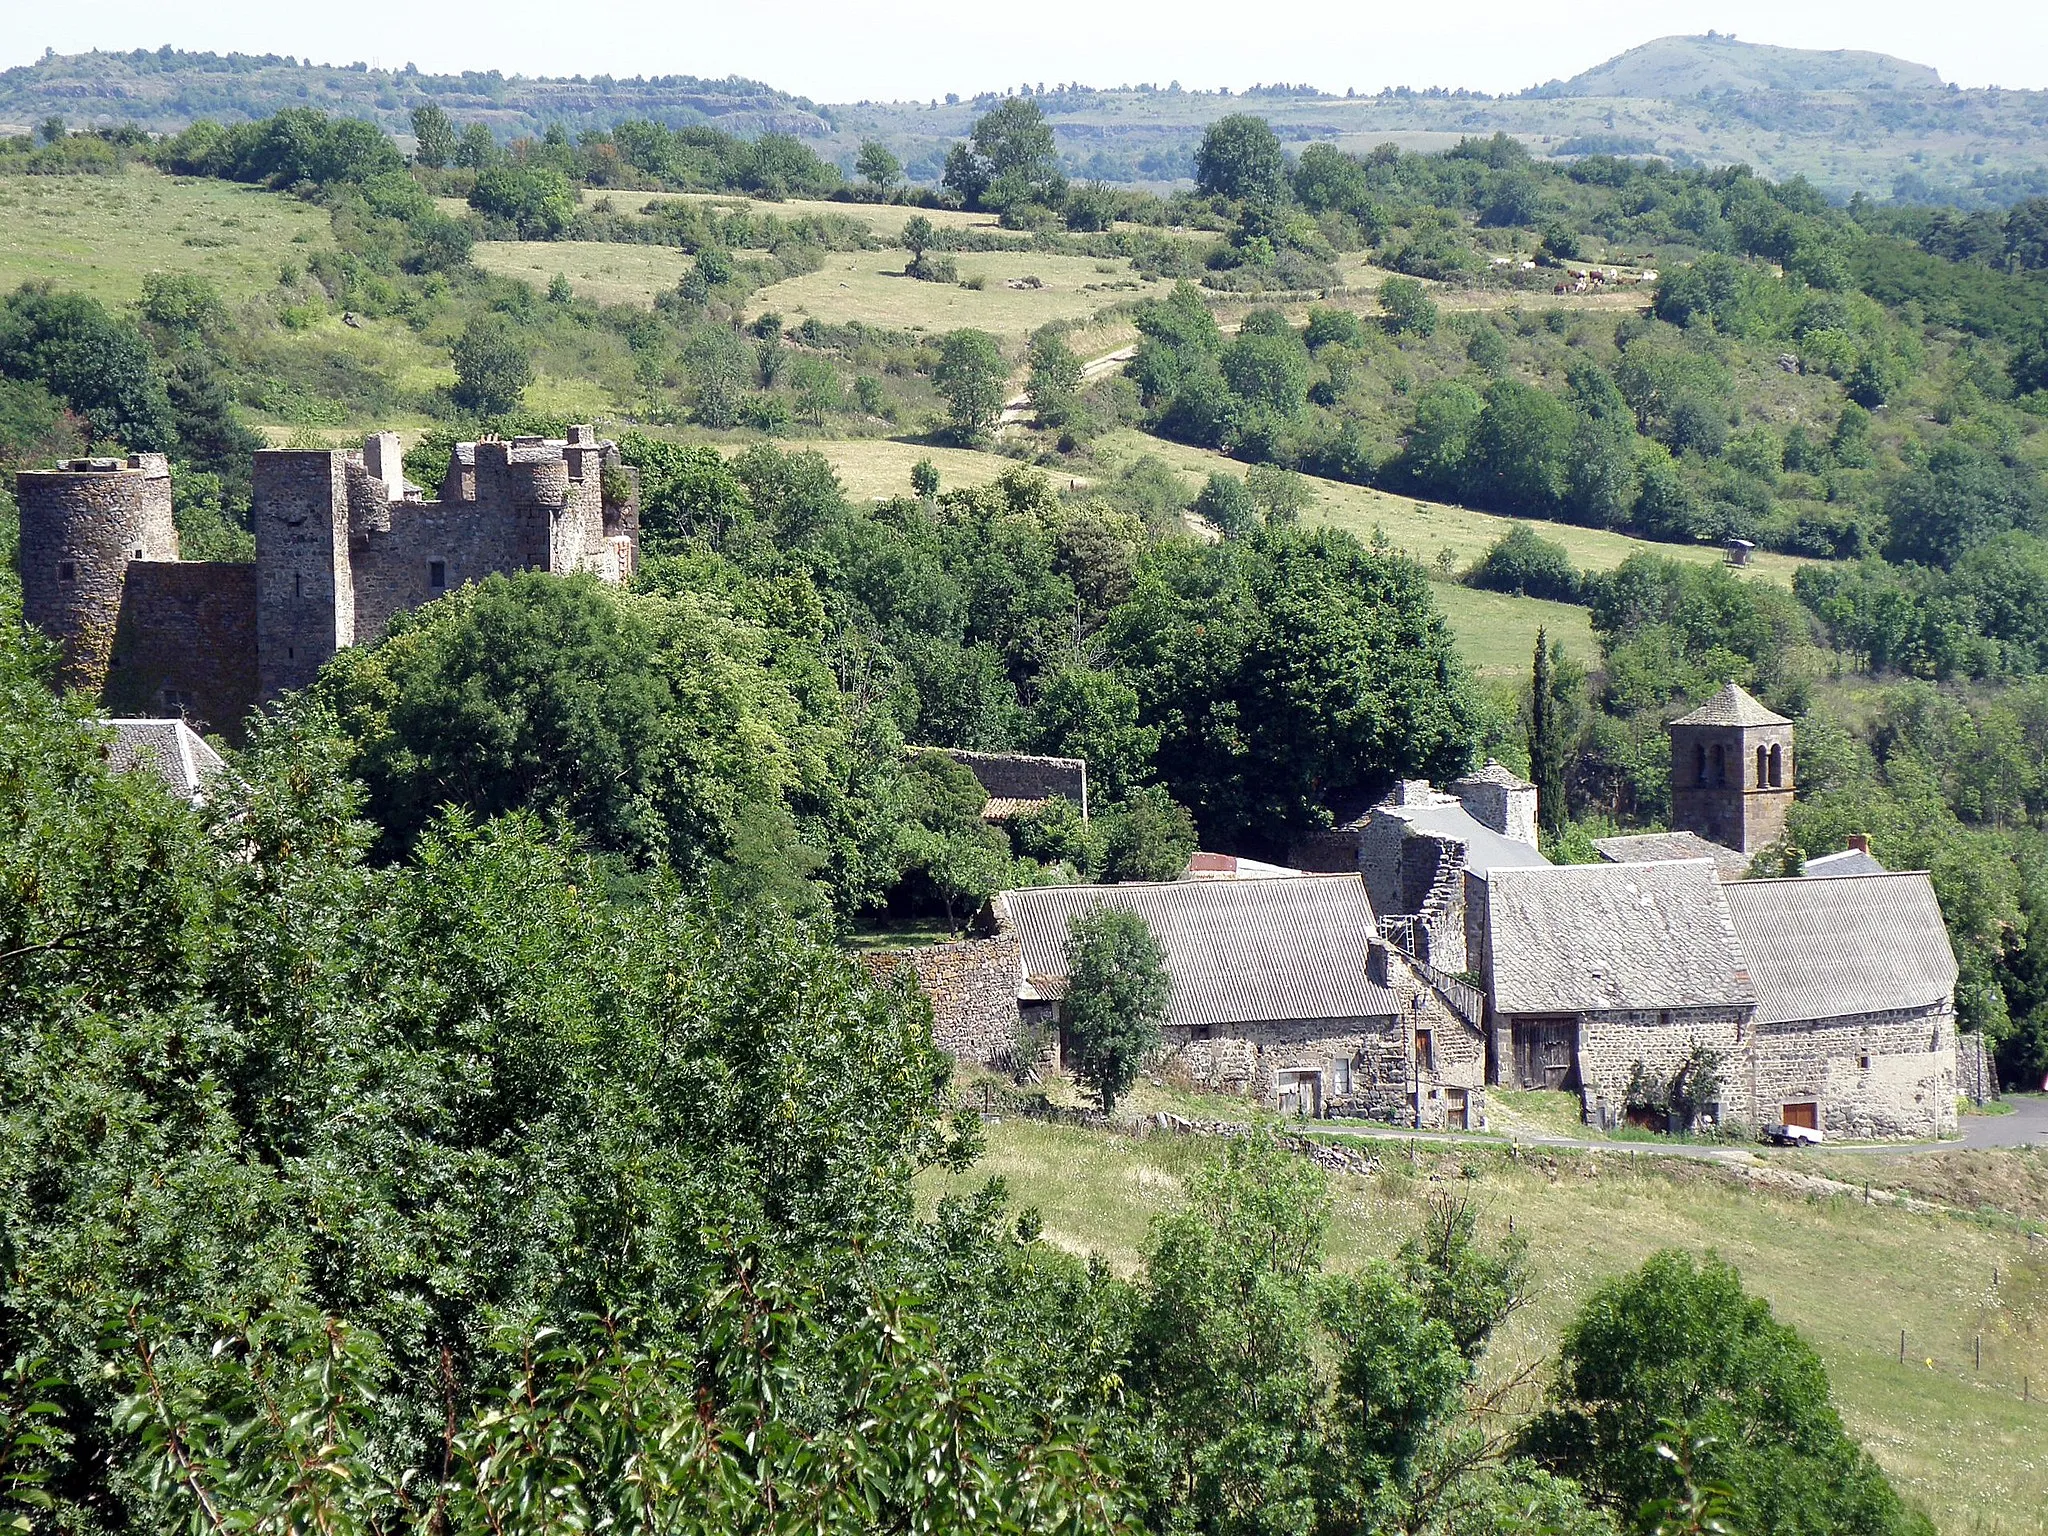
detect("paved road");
top-left (1306, 1095), bottom-right (2048, 1161)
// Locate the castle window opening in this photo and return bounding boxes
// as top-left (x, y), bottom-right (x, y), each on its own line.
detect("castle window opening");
top-left (1710, 743), bottom-right (1726, 785)
top-left (429, 560), bottom-right (447, 590)
top-left (1756, 745), bottom-right (1767, 786)
top-left (293, 571), bottom-right (301, 598)
top-left (1768, 743), bottom-right (1782, 787)
top-left (1695, 743), bottom-right (1706, 783)
top-left (132, 547), bottom-right (143, 560)
top-left (57, 561), bottom-right (75, 583)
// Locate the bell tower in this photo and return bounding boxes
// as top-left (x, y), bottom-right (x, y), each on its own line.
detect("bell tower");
top-left (1666, 681), bottom-right (1793, 855)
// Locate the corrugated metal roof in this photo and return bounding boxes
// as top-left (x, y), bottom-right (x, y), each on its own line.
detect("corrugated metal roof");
top-left (1485, 860), bottom-right (1754, 1013)
top-left (993, 874), bottom-right (1397, 1028)
top-left (1668, 680), bottom-right (1789, 728)
top-left (1723, 873), bottom-right (1955, 1025)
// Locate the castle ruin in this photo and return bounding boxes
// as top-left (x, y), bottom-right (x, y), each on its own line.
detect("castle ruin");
top-left (17, 428), bottom-right (638, 735)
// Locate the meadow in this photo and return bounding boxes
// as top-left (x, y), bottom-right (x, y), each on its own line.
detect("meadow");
top-left (0, 166), bottom-right (330, 303)
top-left (922, 1114), bottom-right (2048, 1536)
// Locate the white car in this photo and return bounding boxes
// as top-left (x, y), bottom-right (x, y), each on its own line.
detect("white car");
top-left (1763, 1121), bottom-right (1824, 1147)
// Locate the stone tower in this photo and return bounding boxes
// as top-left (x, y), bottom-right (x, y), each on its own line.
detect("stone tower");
top-left (254, 449), bottom-right (356, 701)
top-left (1667, 681), bottom-right (1793, 854)
top-left (16, 454), bottom-right (177, 694)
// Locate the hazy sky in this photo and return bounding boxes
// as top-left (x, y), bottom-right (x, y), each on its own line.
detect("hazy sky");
top-left (10, 0), bottom-right (2045, 100)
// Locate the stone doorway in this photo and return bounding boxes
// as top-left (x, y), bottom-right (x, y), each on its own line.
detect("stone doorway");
top-left (1277, 1069), bottom-right (1322, 1118)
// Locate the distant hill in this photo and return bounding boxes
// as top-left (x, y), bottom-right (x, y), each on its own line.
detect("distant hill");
top-left (0, 46), bottom-right (830, 140)
top-left (1538, 33), bottom-right (1944, 97)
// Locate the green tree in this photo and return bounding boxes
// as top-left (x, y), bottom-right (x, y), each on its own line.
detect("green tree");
top-left (455, 120), bottom-right (496, 168)
top-left (450, 315), bottom-right (533, 416)
top-left (0, 284), bottom-right (176, 450)
top-left (1026, 329), bottom-right (1084, 427)
top-left (1029, 665), bottom-right (1158, 798)
top-left (1062, 906), bottom-right (1170, 1111)
top-left (1195, 113), bottom-right (1287, 202)
top-left (409, 102), bottom-right (456, 169)
top-left (1527, 628), bottom-right (1577, 840)
top-left (1194, 471), bottom-right (1259, 538)
top-left (911, 456), bottom-right (941, 498)
top-left (1220, 329), bottom-right (1310, 416)
top-left (934, 328), bottom-right (1007, 440)
top-left (790, 353), bottom-right (842, 425)
top-left (1522, 1251), bottom-right (1931, 1536)
top-left (856, 138), bottom-right (902, 189)
top-left (1245, 463), bottom-right (1311, 525)
top-left (468, 164), bottom-right (576, 238)
top-left (1099, 784), bottom-right (1200, 882)
top-left (1471, 377), bottom-right (1575, 515)
top-left (1379, 275), bottom-right (1439, 336)
top-left (944, 98), bottom-right (1065, 212)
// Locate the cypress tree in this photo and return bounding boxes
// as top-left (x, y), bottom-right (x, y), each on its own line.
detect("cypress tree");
top-left (1528, 627), bottom-right (1568, 838)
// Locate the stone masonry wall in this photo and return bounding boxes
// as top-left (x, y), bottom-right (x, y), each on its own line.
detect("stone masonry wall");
top-left (869, 935), bottom-right (1025, 1067)
top-left (254, 451), bottom-right (353, 700)
top-left (1956, 1032), bottom-right (1994, 1103)
top-left (1570, 1008), bottom-right (1751, 1128)
top-left (104, 562), bottom-right (259, 735)
top-left (1751, 1002), bottom-right (1957, 1140)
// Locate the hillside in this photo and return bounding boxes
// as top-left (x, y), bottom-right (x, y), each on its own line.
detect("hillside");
top-left (0, 46), bottom-right (826, 139)
top-left (1541, 33), bottom-right (1944, 97)
top-left (7, 43), bottom-right (2048, 204)
top-left (919, 1112), bottom-right (2048, 1536)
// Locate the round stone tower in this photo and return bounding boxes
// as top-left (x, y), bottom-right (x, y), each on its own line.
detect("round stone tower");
top-left (16, 454), bottom-right (177, 694)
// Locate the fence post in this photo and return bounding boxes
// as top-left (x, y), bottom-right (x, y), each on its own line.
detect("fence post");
top-left (1976, 1335), bottom-right (1982, 1372)
top-left (1899, 1329), bottom-right (1906, 1364)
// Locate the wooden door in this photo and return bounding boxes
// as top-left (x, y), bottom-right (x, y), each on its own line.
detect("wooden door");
top-left (1782, 1101), bottom-right (1819, 1130)
top-left (1513, 1018), bottom-right (1579, 1090)
top-left (1445, 1090), bottom-right (1468, 1130)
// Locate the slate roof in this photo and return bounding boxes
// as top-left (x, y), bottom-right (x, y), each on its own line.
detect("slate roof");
top-left (1802, 847), bottom-right (1888, 878)
top-left (1668, 680), bottom-right (1790, 728)
top-left (1594, 830), bottom-right (1750, 882)
top-left (1722, 873), bottom-right (1955, 1025)
top-left (104, 718), bottom-right (226, 805)
top-left (992, 874), bottom-right (1398, 1028)
top-left (1483, 860), bottom-right (1754, 1014)
top-left (1368, 798), bottom-right (1549, 878)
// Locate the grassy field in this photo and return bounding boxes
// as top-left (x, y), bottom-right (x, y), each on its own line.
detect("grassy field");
top-left (922, 1116), bottom-right (2048, 1536)
top-left (745, 249), bottom-right (1147, 344)
top-left (777, 436), bottom-right (1031, 501)
top-left (468, 239), bottom-right (698, 307)
top-left (0, 166), bottom-right (331, 304)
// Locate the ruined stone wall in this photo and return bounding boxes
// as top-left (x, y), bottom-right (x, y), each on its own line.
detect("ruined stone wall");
top-left (17, 456), bottom-right (176, 694)
top-left (1956, 1032), bottom-right (1994, 1103)
top-left (1356, 813), bottom-right (1411, 917)
top-left (1752, 1002), bottom-right (1957, 1140)
top-left (351, 500), bottom-right (525, 643)
top-left (868, 935), bottom-right (1025, 1068)
top-left (104, 563), bottom-right (259, 736)
top-left (254, 451), bottom-right (353, 700)
top-left (1451, 780), bottom-right (1538, 848)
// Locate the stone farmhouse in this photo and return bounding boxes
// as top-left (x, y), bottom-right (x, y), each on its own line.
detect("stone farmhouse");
top-left (892, 874), bottom-right (1488, 1131)
top-left (17, 429), bottom-right (638, 736)
top-left (1468, 859), bottom-right (1959, 1139)
top-left (924, 749), bottom-right (1089, 822)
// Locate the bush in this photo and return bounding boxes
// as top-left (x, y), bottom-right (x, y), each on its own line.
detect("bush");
top-left (1380, 276), bottom-right (1439, 336)
top-left (450, 316), bottom-right (532, 416)
top-left (1467, 525), bottom-right (1582, 602)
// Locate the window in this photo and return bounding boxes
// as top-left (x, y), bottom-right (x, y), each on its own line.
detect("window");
top-left (133, 546), bottom-right (144, 560)
top-left (1710, 743), bottom-right (1726, 786)
top-left (1768, 743), bottom-right (1783, 788)
top-left (1757, 745), bottom-right (1768, 786)
top-left (1414, 1028), bottom-right (1433, 1071)
top-left (57, 561), bottom-right (76, 583)
top-left (1858, 1053), bottom-right (1871, 1070)
top-left (1694, 743), bottom-right (1706, 784)
top-left (428, 560), bottom-right (447, 590)
top-left (1331, 1057), bottom-right (1352, 1096)
top-left (293, 571), bottom-right (301, 598)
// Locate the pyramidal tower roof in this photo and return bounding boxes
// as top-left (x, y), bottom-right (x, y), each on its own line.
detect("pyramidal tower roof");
top-left (1668, 680), bottom-right (1790, 729)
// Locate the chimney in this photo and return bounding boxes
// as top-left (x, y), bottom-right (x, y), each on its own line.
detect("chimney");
top-left (1367, 939), bottom-right (1391, 987)
top-left (1846, 833), bottom-right (1870, 854)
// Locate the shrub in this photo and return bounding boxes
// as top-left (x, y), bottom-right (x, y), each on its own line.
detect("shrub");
top-left (1466, 524), bottom-right (1582, 602)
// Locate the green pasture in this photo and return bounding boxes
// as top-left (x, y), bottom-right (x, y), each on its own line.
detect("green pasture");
top-left (0, 166), bottom-right (331, 304)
